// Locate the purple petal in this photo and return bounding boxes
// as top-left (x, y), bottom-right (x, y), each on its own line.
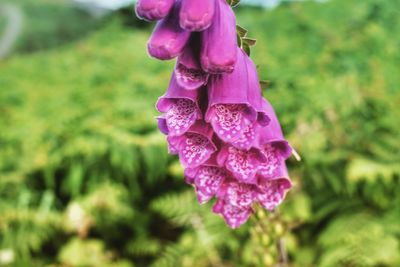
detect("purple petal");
top-left (257, 176), bottom-right (292, 211)
top-left (217, 180), bottom-right (256, 209)
top-left (135, 0), bottom-right (175, 21)
top-left (180, 0), bottom-right (215, 31)
top-left (213, 199), bottom-right (253, 229)
top-left (156, 75), bottom-right (201, 136)
top-left (171, 121), bottom-right (217, 168)
top-left (200, 0), bottom-right (237, 73)
top-left (231, 122), bottom-right (258, 150)
top-left (157, 116), bottom-right (169, 135)
top-left (194, 166), bottom-right (226, 196)
top-left (175, 37), bottom-right (209, 90)
top-left (148, 2), bottom-right (191, 60)
top-left (257, 143), bottom-right (283, 179)
top-left (206, 50), bottom-right (258, 142)
top-left (243, 50), bottom-right (271, 126)
top-left (217, 145), bottom-right (265, 184)
top-left (256, 99), bottom-right (292, 159)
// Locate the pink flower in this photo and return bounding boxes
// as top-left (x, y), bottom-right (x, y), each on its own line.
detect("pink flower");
top-left (140, 1), bottom-right (295, 229)
top-left (200, 0), bottom-right (237, 73)
top-left (147, 2), bottom-right (191, 60)
top-left (180, 0), bottom-right (215, 31)
top-left (135, 0), bottom-right (175, 21)
top-left (167, 121), bottom-right (216, 168)
top-left (156, 75), bottom-right (202, 136)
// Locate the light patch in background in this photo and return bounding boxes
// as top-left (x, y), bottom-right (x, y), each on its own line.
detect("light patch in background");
top-left (72, 0), bottom-right (281, 15)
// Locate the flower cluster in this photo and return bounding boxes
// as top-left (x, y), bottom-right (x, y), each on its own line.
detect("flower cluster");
top-left (136, 0), bottom-right (293, 228)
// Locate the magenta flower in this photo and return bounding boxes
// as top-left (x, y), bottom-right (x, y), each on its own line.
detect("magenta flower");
top-left (180, 0), bottom-right (215, 31)
top-left (217, 145), bottom-right (266, 184)
top-left (175, 36), bottom-right (209, 90)
top-left (206, 49), bottom-right (268, 143)
top-left (139, 0), bottom-right (296, 229)
top-left (148, 2), bottom-right (191, 60)
top-left (167, 121), bottom-right (217, 168)
top-left (156, 75), bottom-right (202, 136)
top-left (256, 168), bottom-right (292, 211)
top-left (135, 0), bottom-right (175, 21)
top-left (217, 180), bottom-right (256, 208)
top-left (212, 198), bottom-right (253, 229)
top-left (256, 99), bottom-right (293, 161)
top-left (231, 122), bottom-right (258, 150)
top-left (200, 0), bottom-right (237, 73)
top-left (184, 155), bottom-right (227, 204)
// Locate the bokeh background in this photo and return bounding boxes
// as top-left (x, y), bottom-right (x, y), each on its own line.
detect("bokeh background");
top-left (1, 0), bottom-right (399, 266)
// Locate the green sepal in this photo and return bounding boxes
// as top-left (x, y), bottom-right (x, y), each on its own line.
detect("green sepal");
top-left (236, 25), bottom-right (248, 38)
top-left (242, 37), bottom-right (257, 47)
top-left (237, 33), bottom-right (243, 48)
top-left (227, 0), bottom-right (241, 7)
top-left (243, 43), bottom-right (251, 56)
top-left (260, 80), bottom-right (270, 90)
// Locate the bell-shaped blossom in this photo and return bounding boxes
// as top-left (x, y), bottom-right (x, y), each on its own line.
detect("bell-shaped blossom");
top-left (217, 180), bottom-right (256, 208)
top-left (135, 0), bottom-right (175, 21)
top-left (156, 75), bottom-right (202, 136)
top-left (212, 198), bottom-right (253, 229)
top-left (180, 0), bottom-right (215, 31)
top-left (167, 121), bottom-right (216, 168)
top-left (200, 0), bottom-right (237, 73)
top-left (256, 99), bottom-right (293, 160)
top-left (244, 53), bottom-right (271, 127)
top-left (148, 2), bottom-right (191, 60)
top-left (184, 155), bottom-right (227, 204)
top-left (217, 145), bottom-right (266, 184)
top-left (205, 50), bottom-right (261, 143)
top-left (175, 36), bottom-right (209, 90)
top-left (256, 168), bottom-right (292, 211)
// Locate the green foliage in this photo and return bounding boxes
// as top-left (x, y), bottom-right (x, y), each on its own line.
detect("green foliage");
top-left (1, 0), bottom-right (400, 266)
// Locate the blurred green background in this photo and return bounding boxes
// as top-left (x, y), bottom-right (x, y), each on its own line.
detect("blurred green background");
top-left (0, 0), bottom-right (399, 266)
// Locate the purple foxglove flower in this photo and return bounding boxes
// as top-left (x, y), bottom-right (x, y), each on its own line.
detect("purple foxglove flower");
top-left (135, 0), bottom-right (175, 21)
top-left (256, 170), bottom-right (292, 211)
top-left (205, 50), bottom-right (261, 143)
top-left (217, 145), bottom-right (266, 184)
top-left (180, 0), bottom-right (215, 31)
top-left (148, 2), bottom-right (191, 60)
top-left (217, 180), bottom-right (256, 209)
top-left (230, 122), bottom-right (258, 150)
top-left (256, 99), bottom-right (292, 160)
top-left (167, 121), bottom-right (216, 168)
top-left (184, 155), bottom-right (227, 204)
top-left (200, 0), bottom-right (237, 73)
top-left (156, 75), bottom-right (202, 136)
top-left (213, 198), bottom-right (253, 229)
top-left (175, 36), bottom-right (209, 90)
top-left (244, 52), bottom-right (271, 127)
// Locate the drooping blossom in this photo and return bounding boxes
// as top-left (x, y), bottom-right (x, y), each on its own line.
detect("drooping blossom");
top-left (180, 0), bottom-right (215, 31)
top-left (206, 49), bottom-right (270, 143)
top-left (156, 75), bottom-right (202, 136)
top-left (256, 167), bottom-right (292, 211)
top-left (137, 0), bottom-right (295, 229)
top-left (167, 121), bottom-right (217, 168)
top-left (256, 99), bottom-right (293, 163)
top-left (175, 35), bottom-right (209, 90)
top-left (185, 154), bottom-right (227, 204)
top-left (212, 198), bottom-right (253, 229)
top-left (135, 0), bottom-right (175, 21)
top-left (217, 180), bottom-right (256, 208)
top-left (217, 145), bottom-right (266, 184)
top-left (148, 2), bottom-right (191, 60)
top-left (200, 0), bottom-right (237, 73)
